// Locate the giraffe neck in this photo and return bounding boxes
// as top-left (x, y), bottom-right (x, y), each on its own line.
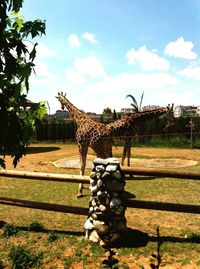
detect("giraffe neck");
top-left (107, 108), bottom-right (167, 136)
top-left (61, 96), bottom-right (91, 125)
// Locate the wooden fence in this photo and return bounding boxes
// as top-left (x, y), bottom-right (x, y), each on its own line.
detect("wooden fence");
top-left (0, 168), bottom-right (200, 215)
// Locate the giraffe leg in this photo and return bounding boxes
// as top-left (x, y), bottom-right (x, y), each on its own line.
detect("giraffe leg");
top-left (121, 145), bottom-right (127, 166)
top-left (77, 144), bottom-right (88, 198)
top-left (127, 144), bottom-right (131, 167)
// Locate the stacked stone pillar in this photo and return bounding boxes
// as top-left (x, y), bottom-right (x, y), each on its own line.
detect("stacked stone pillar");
top-left (84, 157), bottom-right (127, 248)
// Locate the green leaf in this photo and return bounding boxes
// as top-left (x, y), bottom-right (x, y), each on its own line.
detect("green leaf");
top-left (8, 0), bottom-right (24, 12)
top-left (29, 43), bottom-right (38, 61)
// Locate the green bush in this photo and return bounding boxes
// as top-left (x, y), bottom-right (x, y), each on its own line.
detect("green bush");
top-left (28, 222), bottom-right (45, 232)
top-left (48, 231), bottom-right (59, 243)
top-left (2, 224), bottom-right (19, 238)
top-left (9, 245), bottom-right (43, 269)
top-left (0, 259), bottom-right (4, 269)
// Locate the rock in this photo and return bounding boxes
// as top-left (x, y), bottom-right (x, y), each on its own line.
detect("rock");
top-left (88, 230), bottom-right (100, 243)
top-left (106, 164), bottom-right (118, 172)
top-left (95, 165), bottom-right (105, 172)
top-left (93, 220), bottom-right (105, 227)
top-left (101, 171), bottom-right (111, 180)
top-left (99, 204), bottom-right (107, 212)
top-left (110, 198), bottom-right (121, 208)
top-left (117, 221), bottom-right (127, 232)
top-left (84, 218), bottom-right (94, 230)
top-left (96, 224), bottom-right (109, 236)
top-left (115, 206), bottom-right (124, 215)
top-left (99, 240), bottom-right (106, 247)
top-left (89, 207), bottom-right (94, 213)
top-left (90, 172), bottom-right (97, 179)
top-left (90, 179), bottom-right (96, 186)
top-left (89, 185), bottom-right (98, 193)
top-left (110, 233), bottom-right (121, 246)
top-left (106, 181), bottom-right (125, 191)
top-left (97, 179), bottom-right (103, 188)
top-left (91, 213), bottom-right (97, 220)
top-left (91, 199), bottom-right (97, 207)
top-left (112, 170), bottom-right (121, 179)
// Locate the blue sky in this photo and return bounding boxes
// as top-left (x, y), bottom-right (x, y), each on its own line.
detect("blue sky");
top-left (22, 0), bottom-right (200, 114)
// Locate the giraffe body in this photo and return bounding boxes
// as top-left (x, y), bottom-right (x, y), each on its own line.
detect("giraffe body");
top-left (57, 92), bottom-right (113, 178)
top-left (57, 92), bottom-right (168, 197)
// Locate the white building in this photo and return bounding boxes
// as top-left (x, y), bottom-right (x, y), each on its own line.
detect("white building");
top-left (173, 106), bottom-right (199, 118)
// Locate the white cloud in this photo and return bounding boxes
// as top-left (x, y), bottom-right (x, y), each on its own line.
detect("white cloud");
top-left (27, 43), bottom-right (57, 84)
top-left (65, 68), bottom-right (86, 84)
top-left (36, 43), bottom-right (57, 58)
top-left (82, 32), bottom-right (98, 43)
top-left (180, 65), bottom-right (200, 80)
top-left (126, 45), bottom-right (170, 71)
top-left (68, 34), bottom-right (81, 48)
top-left (33, 59), bottom-right (57, 82)
top-left (80, 72), bottom-right (180, 113)
top-left (164, 37), bottom-right (197, 60)
top-left (86, 72), bottom-right (180, 95)
top-left (66, 55), bottom-right (106, 82)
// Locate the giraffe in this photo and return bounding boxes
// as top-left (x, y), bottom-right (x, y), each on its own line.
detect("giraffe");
top-left (107, 107), bottom-right (169, 167)
top-left (56, 92), bottom-right (168, 197)
top-left (56, 92), bottom-right (114, 197)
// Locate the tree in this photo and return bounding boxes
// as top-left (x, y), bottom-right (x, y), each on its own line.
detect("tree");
top-left (0, 0), bottom-right (46, 168)
top-left (126, 91), bottom-right (144, 112)
top-left (101, 107), bottom-right (113, 123)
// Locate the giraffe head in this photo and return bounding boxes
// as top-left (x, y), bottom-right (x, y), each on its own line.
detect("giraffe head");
top-left (56, 92), bottom-right (66, 110)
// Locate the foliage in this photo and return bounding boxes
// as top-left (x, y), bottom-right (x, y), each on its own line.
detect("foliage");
top-left (48, 231), bottom-right (59, 243)
top-left (0, 258), bottom-right (3, 269)
top-left (150, 227), bottom-right (162, 269)
top-left (126, 91), bottom-right (144, 112)
top-left (28, 221), bottom-right (45, 232)
top-left (0, 0), bottom-right (46, 168)
top-left (8, 245), bottom-right (43, 269)
top-left (101, 107), bottom-right (114, 123)
top-left (2, 223), bottom-right (19, 238)
top-left (63, 256), bottom-right (74, 269)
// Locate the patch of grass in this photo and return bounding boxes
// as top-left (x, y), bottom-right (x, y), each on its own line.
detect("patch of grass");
top-left (2, 224), bottom-right (19, 238)
top-left (63, 256), bottom-right (74, 269)
top-left (0, 258), bottom-right (4, 269)
top-left (188, 232), bottom-right (200, 243)
top-left (28, 221), bottom-right (45, 232)
top-left (48, 231), bottom-right (59, 243)
top-left (1, 143), bottom-right (200, 267)
top-left (8, 245), bottom-right (43, 269)
top-left (90, 242), bottom-right (104, 257)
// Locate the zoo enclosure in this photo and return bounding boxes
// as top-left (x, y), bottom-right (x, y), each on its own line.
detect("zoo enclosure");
top-left (34, 118), bottom-right (200, 149)
top-left (0, 168), bottom-right (200, 216)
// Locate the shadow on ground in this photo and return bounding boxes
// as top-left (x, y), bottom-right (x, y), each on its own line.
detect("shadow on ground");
top-left (1, 222), bottom-right (199, 245)
top-left (26, 146), bottom-right (60, 154)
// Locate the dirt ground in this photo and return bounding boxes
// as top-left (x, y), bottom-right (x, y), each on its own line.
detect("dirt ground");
top-left (3, 143), bottom-right (200, 173)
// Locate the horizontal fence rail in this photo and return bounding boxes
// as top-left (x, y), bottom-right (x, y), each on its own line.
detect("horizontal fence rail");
top-left (122, 167), bottom-right (200, 180)
top-left (0, 197), bottom-right (88, 215)
top-left (1, 167), bottom-right (200, 181)
top-left (0, 197), bottom-right (199, 215)
top-left (0, 170), bottom-right (90, 184)
top-left (0, 168), bottom-right (200, 215)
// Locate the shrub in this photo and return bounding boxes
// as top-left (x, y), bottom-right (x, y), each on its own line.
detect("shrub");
top-left (0, 259), bottom-right (4, 269)
top-left (64, 256), bottom-right (73, 269)
top-left (9, 245), bottom-right (43, 269)
top-left (48, 231), bottom-right (59, 243)
top-left (2, 224), bottom-right (19, 238)
top-left (28, 222), bottom-right (45, 232)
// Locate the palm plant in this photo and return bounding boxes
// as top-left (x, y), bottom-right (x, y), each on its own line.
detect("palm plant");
top-left (126, 91), bottom-right (144, 112)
